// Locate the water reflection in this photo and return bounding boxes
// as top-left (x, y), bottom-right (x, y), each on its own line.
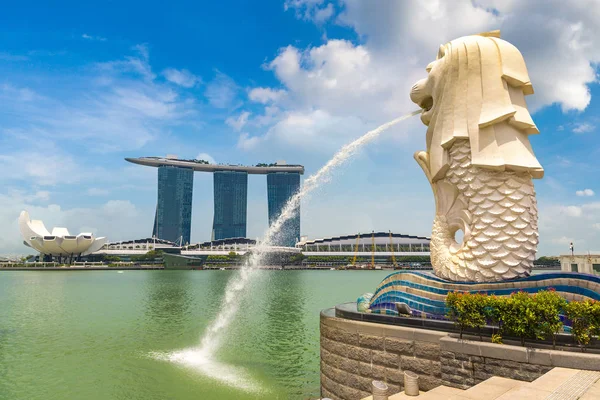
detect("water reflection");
top-left (143, 271), bottom-right (194, 334)
top-left (262, 271), bottom-right (315, 398)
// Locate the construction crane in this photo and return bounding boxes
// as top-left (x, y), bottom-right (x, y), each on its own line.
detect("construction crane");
top-left (389, 231), bottom-right (398, 268)
top-left (371, 231), bottom-right (375, 269)
top-left (351, 233), bottom-right (360, 267)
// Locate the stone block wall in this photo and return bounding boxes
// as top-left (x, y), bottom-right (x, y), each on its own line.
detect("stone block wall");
top-left (320, 310), bottom-right (446, 400)
top-left (438, 335), bottom-right (600, 390)
top-left (321, 309), bottom-right (600, 400)
top-left (439, 350), bottom-right (552, 389)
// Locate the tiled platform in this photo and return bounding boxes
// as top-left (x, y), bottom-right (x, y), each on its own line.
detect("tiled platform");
top-left (360, 368), bottom-right (600, 400)
top-left (368, 271), bottom-right (600, 317)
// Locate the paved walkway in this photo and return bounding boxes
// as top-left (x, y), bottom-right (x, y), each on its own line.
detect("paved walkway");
top-left (361, 367), bottom-right (600, 400)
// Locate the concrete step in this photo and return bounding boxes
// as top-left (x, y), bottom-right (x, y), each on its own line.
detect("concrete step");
top-left (360, 368), bottom-right (600, 400)
top-left (446, 376), bottom-right (525, 400)
top-left (386, 385), bottom-right (464, 399)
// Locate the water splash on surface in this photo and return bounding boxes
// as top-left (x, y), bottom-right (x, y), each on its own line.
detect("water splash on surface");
top-left (153, 110), bottom-right (421, 391)
top-left (150, 348), bottom-right (263, 393)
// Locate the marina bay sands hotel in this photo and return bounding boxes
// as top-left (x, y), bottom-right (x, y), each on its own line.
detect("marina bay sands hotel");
top-left (125, 156), bottom-right (304, 247)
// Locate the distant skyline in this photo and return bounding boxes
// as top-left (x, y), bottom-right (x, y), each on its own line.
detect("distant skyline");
top-left (1, 0), bottom-right (600, 256)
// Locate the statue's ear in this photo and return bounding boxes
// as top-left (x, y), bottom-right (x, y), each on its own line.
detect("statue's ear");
top-left (477, 30), bottom-right (501, 38)
top-left (437, 45), bottom-right (445, 59)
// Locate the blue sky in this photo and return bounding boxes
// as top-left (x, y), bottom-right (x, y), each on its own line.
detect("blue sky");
top-left (1, 0), bottom-right (599, 256)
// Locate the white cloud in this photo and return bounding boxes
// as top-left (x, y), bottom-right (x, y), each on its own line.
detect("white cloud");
top-left (551, 236), bottom-right (575, 246)
top-left (539, 200), bottom-right (600, 254)
top-left (204, 71), bottom-right (240, 109)
top-left (559, 205), bottom-right (583, 217)
top-left (237, 132), bottom-right (261, 151)
top-left (195, 152), bottom-right (216, 164)
top-left (226, 111), bottom-right (251, 132)
top-left (29, 191), bottom-right (50, 202)
top-left (314, 3), bottom-right (335, 24)
top-left (0, 47), bottom-right (199, 153)
top-left (576, 189), bottom-right (595, 197)
top-left (0, 52), bottom-right (28, 61)
top-left (238, 0), bottom-right (600, 257)
top-left (0, 149), bottom-right (82, 187)
top-left (82, 33), bottom-right (107, 42)
top-left (98, 44), bottom-right (155, 81)
top-left (285, 0), bottom-right (335, 24)
top-left (87, 188), bottom-right (110, 196)
top-left (573, 122), bottom-right (595, 133)
top-left (337, 0), bottom-right (600, 112)
top-left (248, 87), bottom-right (286, 104)
top-left (0, 192), bottom-right (150, 255)
top-left (1, 84), bottom-right (42, 102)
top-left (163, 68), bottom-right (200, 88)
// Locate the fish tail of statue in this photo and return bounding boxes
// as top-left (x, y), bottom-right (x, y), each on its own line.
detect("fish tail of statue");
top-left (423, 140), bottom-right (539, 282)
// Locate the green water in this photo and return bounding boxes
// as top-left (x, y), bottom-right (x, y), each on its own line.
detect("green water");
top-left (0, 270), bottom-right (390, 400)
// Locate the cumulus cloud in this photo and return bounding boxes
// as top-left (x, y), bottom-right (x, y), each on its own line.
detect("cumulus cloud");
top-left (163, 68), bottom-right (200, 88)
top-left (337, 0), bottom-right (600, 112)
top-left (559, 205), bottom-right (583, 217)
top-left (204, 71), bottom-right (240, 109)
top-left (248, 87), bottom-right (286, 104)
top-left (237, 132), bottom-right (261, 151)
top-left (82, 33), bottom-right (107, 41)
top-left (236, 0), bottom-right (600, 256)
top-left (195, 152), bottom-right (216, 164)
top-left (0, 192), bottom-right (150, 255)
top-left (576, 189), bottom-right (595, 197)
top-left (0, 46), bottom-right (199, 153)
top-left (285, 0), bottom-right (335, 24)
top-left (0, 150), bottom-right (83, 187)
top-left (573, 122), bottom-right (595, 133)
top-left (87, 188), bottom-right (110, 196)
top-left (226, 111), bottom-right (251, 131)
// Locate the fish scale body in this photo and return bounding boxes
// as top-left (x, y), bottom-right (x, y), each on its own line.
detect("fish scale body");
top-left (431, 140), bottom-right (538, 282)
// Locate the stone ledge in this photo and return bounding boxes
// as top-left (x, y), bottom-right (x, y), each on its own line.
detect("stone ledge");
top-left (440, 336), bottom-right (600, 370)
top-left (321, 310), bottom-right (446, 344)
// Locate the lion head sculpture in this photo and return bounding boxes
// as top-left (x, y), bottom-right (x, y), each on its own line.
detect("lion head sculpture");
top-left (410, 30), bottom-right (544, 183)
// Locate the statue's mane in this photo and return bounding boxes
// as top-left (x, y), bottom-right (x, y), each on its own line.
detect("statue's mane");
top-left (427, 30), bottom-right (543, 182)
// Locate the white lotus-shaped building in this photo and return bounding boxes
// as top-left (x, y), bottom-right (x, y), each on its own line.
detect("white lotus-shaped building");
top-left (19, 211), bottom-right (107, 256)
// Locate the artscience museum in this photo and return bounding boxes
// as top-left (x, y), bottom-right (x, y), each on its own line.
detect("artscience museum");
top-left (19, 211), bottom-right (107, 260)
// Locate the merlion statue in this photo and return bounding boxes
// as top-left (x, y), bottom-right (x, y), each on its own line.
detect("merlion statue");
top-left (410, 31), bottom-right (543, 282)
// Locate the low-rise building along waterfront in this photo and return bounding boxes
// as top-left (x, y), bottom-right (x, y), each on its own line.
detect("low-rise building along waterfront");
top-left (298, 232), bottom-right (430, 254)
top-left (560, 253), bottom-right (600, 275)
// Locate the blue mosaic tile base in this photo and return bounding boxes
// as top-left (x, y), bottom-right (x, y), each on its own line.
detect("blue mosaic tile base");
top-left (368, 271), bottom-right (600, 318)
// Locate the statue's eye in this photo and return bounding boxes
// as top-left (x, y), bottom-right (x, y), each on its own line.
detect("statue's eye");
top-left (426, 62), bottom-right (434, 72)
top-left (437, 45), bottom-right (445, 59)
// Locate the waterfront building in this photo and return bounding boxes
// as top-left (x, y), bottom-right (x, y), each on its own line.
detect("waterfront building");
top-left (153, 165), bottom-right (194, 245)
top-left (267, 172), bottom-right (300, 247)
top-left (18, 210), bottom-right (107, 259)
top-left (559, 253), bottom-right (600, 275)
top-left (297, 232), bottom-right (430, 266)
top-left (298, 232), bottom-right (430, 253)
top-left (126, 156), bottom-right (304, 244)
top-left (212, 170), bottom-right (248, 240)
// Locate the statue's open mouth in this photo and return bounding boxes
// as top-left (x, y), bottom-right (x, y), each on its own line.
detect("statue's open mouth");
top-left (419, 96), bottom-right (433, 112)
top-left (419, 96), bottom-right (434, 125)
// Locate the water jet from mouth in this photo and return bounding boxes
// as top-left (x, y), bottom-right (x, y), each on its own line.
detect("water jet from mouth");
top-left (153, 109), bottom-right (421, 391)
